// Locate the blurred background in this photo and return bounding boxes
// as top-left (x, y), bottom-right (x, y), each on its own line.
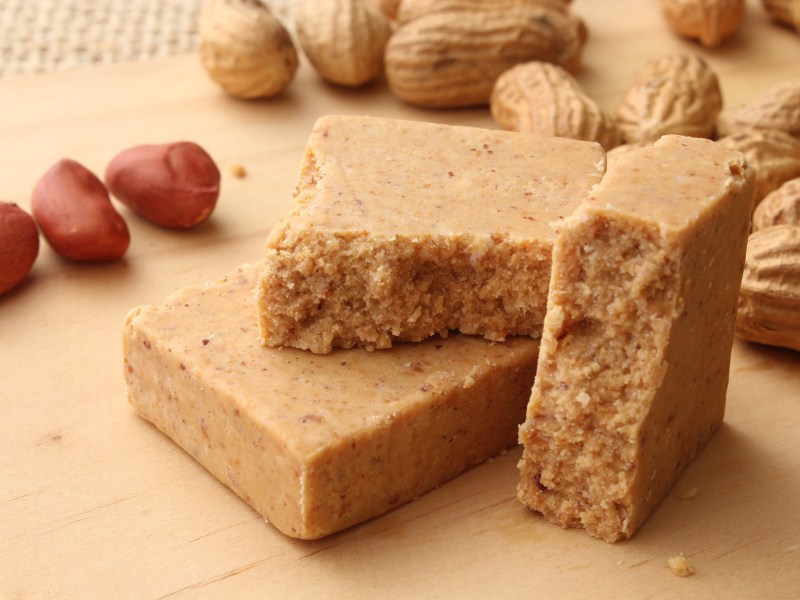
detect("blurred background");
top-left (0, 0), bottom-right (291, 79)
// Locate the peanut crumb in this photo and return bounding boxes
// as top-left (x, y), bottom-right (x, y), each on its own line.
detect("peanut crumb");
top-left (229, 162), bottom-right (247, 178)
top-left (463, 365), bottom-right (479, 388)
top-left (667, 554), bottom-right (695, 577)
top-left (678, 486), bottom-right (698, 500)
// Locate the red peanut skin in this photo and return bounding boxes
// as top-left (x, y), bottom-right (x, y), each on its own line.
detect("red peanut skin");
top-left (31, 159), bottom-right (130, 261)
top-left (0, 202), bottom-right (39, 295)
top-left (105, 142), bottom-right (221, 229)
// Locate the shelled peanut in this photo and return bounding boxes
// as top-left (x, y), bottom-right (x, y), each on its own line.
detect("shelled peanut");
top-left (1, 141), bottom-right (223, 296)
top-left (31, 160), bottom-right (131, 262)
top-left (106, 142), bottom-right (221, 229)
top-left (0, 202), bottom-right (39, 295)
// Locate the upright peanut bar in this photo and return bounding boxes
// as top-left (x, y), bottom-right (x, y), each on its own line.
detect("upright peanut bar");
top-left (257, 115), bottom-right (605, 353)
top-left (518, 135), bottom-right (755, 542)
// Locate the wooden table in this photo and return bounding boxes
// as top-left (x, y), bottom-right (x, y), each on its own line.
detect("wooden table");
top-left (2, 1), bottom-right (799, 597)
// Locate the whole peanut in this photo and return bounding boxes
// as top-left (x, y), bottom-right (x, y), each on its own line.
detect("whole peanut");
top-left (616, 53), bottom-right (722, 144)
top-left (0, 202), bottom-right (39, 295)
top-left (717, 129), bottom-right (800, 208)
top-left (198, 0), bottom-right (298, 99)
top-left (736, 224), bottom-right (800, 352)
top-left (762, 0), bottom-right (800, 32)
top-left (752, 177), bottom-right (800, 231)
top-left (490, 61), bottom-right (619, 150)
top-left (658, 0), bottom-right (746, 47)
top-left (105, 142), bottom-right (221, 229)
top-left (385, 5), bottom-right (582, 108)
top-left (32, 159), bottom-right (130, 262)
top-left (295, 0), bottom-right (393, 87)
top-left (717, 78), bottom-right (800, 138)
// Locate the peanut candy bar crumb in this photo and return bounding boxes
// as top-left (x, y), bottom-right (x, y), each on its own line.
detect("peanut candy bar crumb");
top-left (667, 554), bottom-right (695, 577)
top-left (229, 162), bottom-right (247, 178)
top-left (463, 365), bottom-right (480, 388)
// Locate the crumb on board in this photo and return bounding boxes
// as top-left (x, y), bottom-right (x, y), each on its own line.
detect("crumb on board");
top-left (229, 162), bottom-right (247, 178)
top-left (677, 486), bottom-right (698, 500)
top-left (667, 553), bottom-right (695, 577)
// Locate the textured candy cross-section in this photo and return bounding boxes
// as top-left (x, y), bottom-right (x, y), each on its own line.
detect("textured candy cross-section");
top-left (257, 114), bottom-right (606, 353)
top-left (518, 135), bottom-right (755, 542)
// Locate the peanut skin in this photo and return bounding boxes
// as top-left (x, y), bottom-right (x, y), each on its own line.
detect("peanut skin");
top-left (32, 159), bottom-right (130, 262)
top-left (0, 202), bottom-right (39, 295)
top-left (105, 142), bottom-right (220, 229)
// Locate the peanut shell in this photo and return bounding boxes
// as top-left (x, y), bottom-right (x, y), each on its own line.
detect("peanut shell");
top-left (385, 5), bottom-right (582, 108)
top-left (616, 53), bottom-right (722, 144)
top-left (296, 0), bottom-right (393, 87)
top-left (658, 0), bottom-right (745, 47)
top-left (370, 0), bottom-right (401, 19)
top-left (752, 177), bottom-right (800, 231)
top-left (717, 78), bottom-right (800, 138)
top-left (736, 225), bottom-right (800, 352)
top-left (717, 129), bottom-right (800, 207)
top-left (396, 0), bottom-right (570, 24)
top-left (762, 0), bottom-right (800, 31)
top-left (490, 61), bottom-right (619, 150)
top-left (198, 0), bottom-right (298, 99)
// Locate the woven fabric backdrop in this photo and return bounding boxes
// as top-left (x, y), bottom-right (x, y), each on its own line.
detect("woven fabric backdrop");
top-left (0, 0), bottom-right (292, 79)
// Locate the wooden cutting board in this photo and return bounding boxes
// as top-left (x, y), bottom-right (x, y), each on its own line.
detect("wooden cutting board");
top-left (2, 1), bottom-right (799, 597)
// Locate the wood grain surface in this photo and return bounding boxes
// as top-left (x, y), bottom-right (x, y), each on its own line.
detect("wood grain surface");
top-left (2, 1), bottom-right (799, 598)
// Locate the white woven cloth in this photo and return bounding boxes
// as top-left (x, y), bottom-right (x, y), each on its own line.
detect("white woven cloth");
top-left (0, 0), bottom-right (292, 78)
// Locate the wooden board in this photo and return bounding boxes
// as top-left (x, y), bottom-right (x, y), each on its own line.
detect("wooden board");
top-left (2, 1), bottom-right (799, 597)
